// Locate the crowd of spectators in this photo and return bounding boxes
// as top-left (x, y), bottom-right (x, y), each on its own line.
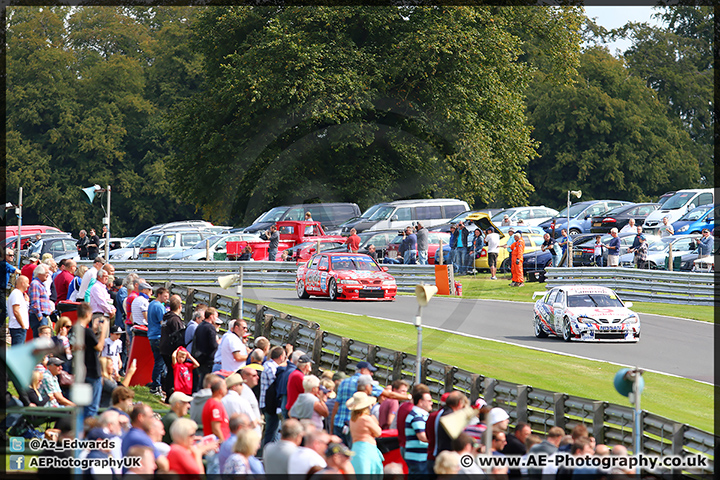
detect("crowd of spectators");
top-left (4, 253), bottom-right (643, 479)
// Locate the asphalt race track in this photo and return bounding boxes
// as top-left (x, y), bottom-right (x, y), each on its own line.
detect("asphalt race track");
top-left (207, 286), bottom-right (713, 384)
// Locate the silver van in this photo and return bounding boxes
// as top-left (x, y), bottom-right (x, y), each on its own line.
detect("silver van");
top-left (642, 188), bottom-right (714, 234)
top-left (340, 199), bottom-right (470, 234)
top-left (136, 229), bottom-right (213, 260)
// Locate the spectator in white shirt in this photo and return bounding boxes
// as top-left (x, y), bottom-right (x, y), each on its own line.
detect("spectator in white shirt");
top-left (220, 319), bottom-right (249, 372)
top-left (222, 374), bottom-right (258, 429)
top-left (89, 269), bottom-right (116, 319)
top-left (131, 282), bottom-right (152, 326)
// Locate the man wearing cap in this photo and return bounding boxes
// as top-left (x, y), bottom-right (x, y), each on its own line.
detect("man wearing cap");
top-left (222, 374), bottom-right (257, 428)
top-left (263, 418), bottom-right (304, 475)
top-left (40, 357), bottom-right (75, 407)
top-left (161, 391), bottom-right (192, 444)
top-left (331, 361), bottom-right (410, 446)
top-left (130, 281), bottom-right (152, 331)
top-left (20, 252), bottom-right (40, 280)
top-left (78, 255), bottom-right (105, 300)
top-left (219, 319), bottom-right (249, 372)
top-left (317, 443), bottom-right (356, 476)
top-left (193, 307), bottom-right (222, 387)
top-left (102, 325), bottom-right (124, 377)
top-left (286, 354), bottom-right (314, 412)
top-left (28, 264), bottom-right (53, 338)
top-left (148, 287), bottom-right (170, 396)
top-left (7, 274), bottom-right (30, 345)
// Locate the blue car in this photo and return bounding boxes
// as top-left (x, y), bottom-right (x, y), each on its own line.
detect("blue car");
top-left (539, 200), bottom-right (630, 237)
top-left (523, 249), bottom-right (554, 282)
top-left (671, 204), bottom-right (716, 235)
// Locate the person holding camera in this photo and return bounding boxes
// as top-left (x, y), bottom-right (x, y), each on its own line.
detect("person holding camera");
top-left (399, 226), bottom-right (418, 264)
top-left (260, 225), bottom-right (280, 261)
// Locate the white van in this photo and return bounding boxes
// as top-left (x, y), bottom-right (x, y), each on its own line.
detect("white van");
top-left (339, 199), bottom-right (470, 234)
top-left (642, 188), bottom-right (714, 234)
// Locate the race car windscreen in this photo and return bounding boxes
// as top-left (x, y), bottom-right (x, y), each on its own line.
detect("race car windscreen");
top-left (331, 256), bottom-right (380, 271)
top-left (567, 294), bottom-right (625, 308)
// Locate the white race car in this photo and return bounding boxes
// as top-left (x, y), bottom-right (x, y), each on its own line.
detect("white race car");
top-left (532, 285), bottom-right (640, 342)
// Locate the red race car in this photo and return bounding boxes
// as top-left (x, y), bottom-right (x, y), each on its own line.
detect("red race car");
top-left (296, 253), bottom-right (397, 301)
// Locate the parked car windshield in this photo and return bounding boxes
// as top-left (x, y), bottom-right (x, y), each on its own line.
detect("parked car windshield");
top-left (190, 235), bottom-right (223, 250)
top-left (255, 206), bottom-right (289, 223)
top-left (359, 205), bottom-right (381, 219)
top-left (126, 234), bottom-right (148, 248)
top-left (567, 294), bottom-right (624, 308)
top-left (662, 192), bottom-right (697, 210)
top-left (678, 205), bottom-right (712, 221)
top-left (555, 203), bottom-right (588, 219)
top-left (331, 255), bottom-right (381, 271)
top-left (368, 206), bottom-right (395, 221)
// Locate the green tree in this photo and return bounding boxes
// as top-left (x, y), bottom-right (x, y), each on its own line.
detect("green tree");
top-left (6, 7), bottom-right (201, 235)
top-left (622, 7), bottom-right (713, 184)
top-left (525, 46), bottom-right (699, 206)
top-left (168, 6), bottom-right (582, 224)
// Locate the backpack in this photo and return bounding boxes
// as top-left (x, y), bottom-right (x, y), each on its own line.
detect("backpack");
top-left (264, 367), bottom-right (284, 412)
top-left (168, 326), bottom-right (187, 352)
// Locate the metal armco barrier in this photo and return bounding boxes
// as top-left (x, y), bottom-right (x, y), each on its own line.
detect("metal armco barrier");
top-left (163, 283), bottom-right (713, 477)
top-left (544, 267), bottom-right (715, 306)
top-left (93, 260), bottom-right (435, 294)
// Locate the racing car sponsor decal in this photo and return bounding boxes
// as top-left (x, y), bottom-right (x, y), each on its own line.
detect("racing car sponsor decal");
top-left (321, 272), bottom-right (328, 291)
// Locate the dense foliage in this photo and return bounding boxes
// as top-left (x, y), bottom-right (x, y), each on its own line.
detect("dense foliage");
top-left (5, 6), bottom-right (711, 234)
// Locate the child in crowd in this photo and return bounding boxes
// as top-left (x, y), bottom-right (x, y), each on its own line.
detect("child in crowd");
top-left (172, 346), bottom-right (199, 396)
top-left (102, 325), bottom-right (124, 377)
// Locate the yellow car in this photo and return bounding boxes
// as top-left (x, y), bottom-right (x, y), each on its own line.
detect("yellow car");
top-left (475, 233), bottom-right (545, 272)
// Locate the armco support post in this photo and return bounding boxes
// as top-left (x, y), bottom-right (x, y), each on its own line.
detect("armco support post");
top-left (554, 393), bottom-right (567, 430)
top-left (593, 401), bottom-right (606, 445)
top-left (253, 306), bottom-right (265, 338)
top-left (516, 385), bottom-right (529, 425)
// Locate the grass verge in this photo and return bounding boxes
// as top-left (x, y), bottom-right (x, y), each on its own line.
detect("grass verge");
top-left (253, 298), bottom-right (713, 433)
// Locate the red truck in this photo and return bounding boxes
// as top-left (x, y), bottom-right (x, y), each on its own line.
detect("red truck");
top-left (226, 220), bottom-right (346, 261)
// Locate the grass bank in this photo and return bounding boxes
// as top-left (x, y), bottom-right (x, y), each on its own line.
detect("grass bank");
top-left (255, 298), bottom-right (713, 433)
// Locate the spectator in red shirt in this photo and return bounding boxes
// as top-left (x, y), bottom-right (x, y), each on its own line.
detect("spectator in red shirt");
top-left (53, 259), bottom-right (76, 302)
top-left (21, 254), bottom-right (40, 280)
top-left (378, 379), bottom-right (409, 429)
top-left (286, 354), bottom-right (314, 412)
top-left (167, 417), bottom-right (218, 478)
top-left (202, 378), bottom-right (231, 442)
top-left (398, 384), bottom-right (429, 451)
top-left (173, 347), bottom-right (200, 396)
top-left (345, 228), bottom-right (361, 253)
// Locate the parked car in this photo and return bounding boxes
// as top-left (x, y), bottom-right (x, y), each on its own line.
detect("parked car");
top-left (295, 253), bottom-right (397, 301)
top-left (475, 233), bottom-right (545, 272)
top-left (141, 220), bottom-right (215, 234)
top-left (339, 199), bottom-right (469, 234)
top-left (322, 230), bottom-right (400, 259)
top-left (572, 233), bottom-right (658, 267)
top-left (656, 191), bottom-right (676, 207)
top-left (539, 200), bottom-right (631, 237)
top-left (429, 209), bottom-right (504, 233)
top-left (384, 231), bottom-right (451, 264)
top-left (108, 233), bottom-right (152, 261)
top-left (491, 206), bottom-right (559, 227)
top-left (642, 189), bottom-right (714, 235)
top-left (6, 232), bottom-right (69, 252)
top-left (168, 233), bottom-right (259, 261)
top-left (243, 203), bottom-right (361, 235)
top-left (618, 235), bottom-right (699, 269)
top-left (532, 285), bottom-right (640, 342)
top-left (5, 225), bottom-right (63, 238)
top-left (589, 203), bottom-right (660, 234)
top-left (282, 239), bottom-right (348, 263)
top-left (672, 244), bottom-right (717, 272)
top-left (671, 204), bottom-right (716, 235)
top-left (98, 237), bottom-right (134, 251)
top-left (523, 249), bottom-right (553, 282)
top-left (136, 229), bottom-right (213, 260)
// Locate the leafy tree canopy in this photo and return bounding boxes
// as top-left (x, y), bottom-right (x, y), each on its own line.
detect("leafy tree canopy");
top-left (168, 6), bottom-right (583, 224)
